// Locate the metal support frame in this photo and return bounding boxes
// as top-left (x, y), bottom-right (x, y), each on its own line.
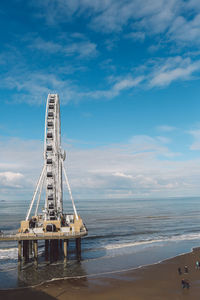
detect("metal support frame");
top-left (26, 166), bottom-right (45, 221)
top-left (62, 161), bottom-right (78, 220)
top-left (35, 173), bottom-right (45, 216)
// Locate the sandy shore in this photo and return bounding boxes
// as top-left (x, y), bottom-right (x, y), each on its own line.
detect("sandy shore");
top-left (1, 247), bottom-right (200, 299)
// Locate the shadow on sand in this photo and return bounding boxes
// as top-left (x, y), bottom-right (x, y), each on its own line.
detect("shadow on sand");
top-left (0, 288), bottom-right (56, 300)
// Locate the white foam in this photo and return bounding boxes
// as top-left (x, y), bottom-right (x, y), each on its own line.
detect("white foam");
top-left (0, 248), bottom-right (18, 260)
top-left (169, 233), bottom-right (200, 242)
top-left (0, 246), bottom-right (44, 260)
top-left (104, 232), bottom-right (200, 250)
top-left (104, 239), bottom-right (163, 250)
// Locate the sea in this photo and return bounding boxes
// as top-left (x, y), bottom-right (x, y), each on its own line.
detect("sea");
top-left (1, 197), bottom-right (200, 289)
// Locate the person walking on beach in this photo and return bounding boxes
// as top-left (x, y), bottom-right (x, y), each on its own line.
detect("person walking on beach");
top-left (181, 279), bottom-right (186, 289)
top-left (181, 279), bottom-right (190, 289)
top-left (184, 265), bottom-right (188, 273)
top-left (196, 261), bottom-right (199, 269)
top-left (185, 279), bottom-right (190, 289)
top-left (178, 267), bottom-right (182, 275)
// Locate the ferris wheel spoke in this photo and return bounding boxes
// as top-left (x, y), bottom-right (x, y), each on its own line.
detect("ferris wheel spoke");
top-left (35, 171), bottom-right (45, 216)
top-left (26, 165), bottom-right (45, 221)
top-left (62, 160), bottom-right (79, 220)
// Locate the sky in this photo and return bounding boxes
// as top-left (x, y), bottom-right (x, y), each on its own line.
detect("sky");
top-left (1, 0), bottom-right (200, 201)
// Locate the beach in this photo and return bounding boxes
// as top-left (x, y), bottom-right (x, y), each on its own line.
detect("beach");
top-left (1, 247), bottom-right (200, 300)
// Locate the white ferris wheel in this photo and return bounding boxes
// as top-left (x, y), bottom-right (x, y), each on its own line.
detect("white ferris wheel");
top-left (25, 94), bottom-right (79, 225)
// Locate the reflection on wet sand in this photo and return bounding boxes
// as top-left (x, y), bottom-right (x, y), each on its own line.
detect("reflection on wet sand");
top-left (17, 245), bottom-right (88, 288)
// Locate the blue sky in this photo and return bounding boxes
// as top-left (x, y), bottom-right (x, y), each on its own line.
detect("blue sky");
top-left (1, 0), bottom-right (200, 200)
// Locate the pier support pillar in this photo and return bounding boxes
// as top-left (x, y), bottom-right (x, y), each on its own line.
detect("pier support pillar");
top-left (23, 240), bottom-right (29, 262)
top-left (29, 241), bottom-right (32, 257)
top-left (33, 240), bottom-right (38, 260)
top-left (49, 240), bottom-right (59, 261)
top-left (60, 239), bottom-right (62, 249)
top-left (63, 239), bottom-right (68, 259)
top-left (76, 238), bottom-right (81, 261)
top-left (18, 240), bottom-right (22, 261)
top-left (50, 240), bottom-right (53, 259)
top-left (55, 239), bottom-right (59, 260)
top-left (23, 240), bottom-right (26, 258)
top-left (45, 240), bottom-right (49, 261)
top-left (26, 241), bottom-right (29, 261)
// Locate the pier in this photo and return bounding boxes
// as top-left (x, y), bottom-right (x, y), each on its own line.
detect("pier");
top-left (0, 232), bottom-right (86, 262)
top-left (0, 94), bottom-right (88, 263)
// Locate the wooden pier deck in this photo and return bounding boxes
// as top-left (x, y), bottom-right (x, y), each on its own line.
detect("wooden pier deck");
top-left (0, 231), bottom-right (87, 241)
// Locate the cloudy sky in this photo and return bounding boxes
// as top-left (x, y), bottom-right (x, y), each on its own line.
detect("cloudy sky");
top-left (1, 0), bottom-right (200, 201)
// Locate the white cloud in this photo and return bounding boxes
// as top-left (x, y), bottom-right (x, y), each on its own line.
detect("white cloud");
top-left (87, 76), bottom-right (144, 99)
top-left (188, 129), bottom-right (200, 150)
top-left (169, 14), bottom-right (200, 45)
top-left (128, 135), bottom-right (171, 155)
top-left (33, 0), bottom-right (179, 33)
top-left (125, 32), bottom-right (145, 42)
top-left (64, 41), bottom-right (98, 58)
top-left (157, 125), bottom-right (177, 132)
top-left (0, 136), bottom-right (43, 174)
top-left (1, 72), bottom-right (79, 105)
top-left (0, 134), bottom-right (200, 200)
top-left (64, 139), bottom-right (200, 198)
top-left (149, 57), bottom-right (200, 87)
top-left (31, 0), bottom-right (200, 48)
top-left (1, 70), bottom-right (144, 105)
top-left (0, 137), bottom-right (43, 199)
top-left (1, 54), bottom-right (200, 106)
top-left (30, 37), bottom-right (98, 58)
top-left (113, 172), bottom-right (133, 179)
top-left (30, 38), bottom-right (61, 53)
top-left (0, 172), bottom-right (24, 188)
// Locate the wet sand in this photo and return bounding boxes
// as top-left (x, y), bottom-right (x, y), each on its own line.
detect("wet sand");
top-left (1, 247), bottom-right (200, 300)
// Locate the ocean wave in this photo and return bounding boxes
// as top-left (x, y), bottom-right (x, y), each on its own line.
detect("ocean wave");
top-left (169, 232), bottom-right (200, 242)
top-left (0, 248), bottom-right (18, 260)
top-left (0, 246), bottom-right (44, 260)
top-left (104, 240), bottom-right (163, 250)
top-left (104, 232), bottom-right (200, 250)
